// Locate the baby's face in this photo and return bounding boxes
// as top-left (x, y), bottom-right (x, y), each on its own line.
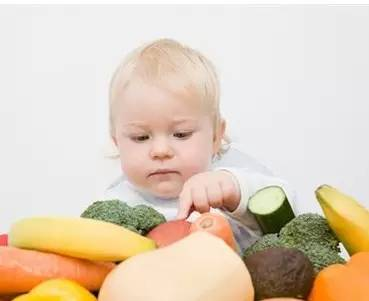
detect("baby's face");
top-left (112, 80), bottom-right (222, 199)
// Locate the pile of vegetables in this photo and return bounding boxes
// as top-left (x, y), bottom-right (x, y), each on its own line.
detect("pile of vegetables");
top-left (243, 213), bottom-right (345, 273)
top-left (241, 184), bottom-right (369, 300)
top-left (0, 184), bottom-right (368, 301)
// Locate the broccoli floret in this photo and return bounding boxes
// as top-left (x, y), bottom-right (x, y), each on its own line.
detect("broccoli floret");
top-left (280, 213), bottom-right (340, 252)
top-left (81, 200), bottom-right (166, 234)
top-left (243, 234), bottom-right (282, 257)
top-left (298, 243), bottom-right (346, 272)
top-left (243, 213), bottom-right (345, 273)
top-left (133, 204), bottom-right (166, 235)
top-left (81, 199), bottom-right (139, 230)
top-left (278, 240), bottom-right (346, 272)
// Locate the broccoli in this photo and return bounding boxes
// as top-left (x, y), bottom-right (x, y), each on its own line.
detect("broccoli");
top-left (301, 242), bottom-right (346, 272)
top-left (133, 204), bottom-right (166, 235)
top-left (243, 234), bottom-right (282, 257)
top-left (81, 199), bottom-right (166, 234)
top-left (279, 213), bottom-right (341, 252)
top-left (243, 213), bottom-right (345, 273)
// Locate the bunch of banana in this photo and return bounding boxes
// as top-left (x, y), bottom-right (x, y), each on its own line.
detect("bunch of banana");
top-left (315, 185), bottom-right (369, 255)
top-left (9, 217), bottom-right (156, 261)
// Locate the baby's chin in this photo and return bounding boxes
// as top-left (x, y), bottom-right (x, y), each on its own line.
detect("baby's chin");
top-left (149, 182), bottom-right (182, 200)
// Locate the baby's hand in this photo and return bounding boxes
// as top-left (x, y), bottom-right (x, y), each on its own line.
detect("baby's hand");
top-left (176, 170), bottom-right (241, 220)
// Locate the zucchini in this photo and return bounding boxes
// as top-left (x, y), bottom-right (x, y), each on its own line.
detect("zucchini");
top-left (248, 186), bottom-right (295, 234)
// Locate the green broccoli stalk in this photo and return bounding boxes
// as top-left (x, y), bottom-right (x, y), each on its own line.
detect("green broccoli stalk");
top-left (243, 213), bottom-right (346, 273)
top-left (81, 199), bottom-right (166, 234)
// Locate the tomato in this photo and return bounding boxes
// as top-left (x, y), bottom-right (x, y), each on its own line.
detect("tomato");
top-left (146, 220), bottom-right (191, 247)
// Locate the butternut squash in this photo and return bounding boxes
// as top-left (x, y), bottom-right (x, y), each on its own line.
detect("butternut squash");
top-left (98, 232), bottom-right (254, 301)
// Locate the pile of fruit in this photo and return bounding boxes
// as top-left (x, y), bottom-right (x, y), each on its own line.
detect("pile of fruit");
top-left (0, 184), bottom-right (368, 301)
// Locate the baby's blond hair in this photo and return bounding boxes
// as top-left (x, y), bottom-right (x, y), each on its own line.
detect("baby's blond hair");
top-left (109, 38), bottom-right (229, 157)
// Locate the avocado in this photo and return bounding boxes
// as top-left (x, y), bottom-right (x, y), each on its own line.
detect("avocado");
top-left (243, 247), bottom-right (315, 300)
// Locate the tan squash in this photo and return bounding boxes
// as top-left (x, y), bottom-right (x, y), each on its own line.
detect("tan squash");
top-left (99, 232), bottom-right (254, 301)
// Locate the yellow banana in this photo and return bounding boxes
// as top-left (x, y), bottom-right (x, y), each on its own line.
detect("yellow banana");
top-left (315, 185), bottom-right (369, 255)
top-left (9, 217), bottom-right (156, 261)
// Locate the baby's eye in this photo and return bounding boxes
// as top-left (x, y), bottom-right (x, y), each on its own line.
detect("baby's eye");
top-left (173, 132), bottom-right (192, 139)
top-left (131, 135), bottom-right (150, 142)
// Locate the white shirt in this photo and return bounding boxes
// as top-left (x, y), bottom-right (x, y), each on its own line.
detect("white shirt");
top-left (104, 143), bottom-right (297, 253)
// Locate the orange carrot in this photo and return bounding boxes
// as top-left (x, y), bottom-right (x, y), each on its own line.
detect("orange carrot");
top-left (0, 296), bottom-right (18, 301)
top-left (190, 212), bottom-right (237, 250)
top-left (0, 246), bottom-right (115, 294)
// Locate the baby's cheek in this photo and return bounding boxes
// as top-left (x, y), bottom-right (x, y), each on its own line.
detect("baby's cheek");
top-left (180, 151), bottom-right (212, 179)
top-left (120, 154), bottom-right (147, 179)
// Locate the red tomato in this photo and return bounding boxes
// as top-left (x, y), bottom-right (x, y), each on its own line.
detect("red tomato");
top-left (0, 234), bottom-right (8, 246)
top-left (146, 220), bottom-right (191, 248)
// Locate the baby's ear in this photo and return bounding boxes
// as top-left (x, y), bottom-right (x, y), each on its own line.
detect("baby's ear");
top-left (213, 118), bottom-right (226, 154)
top-left (111, 135), bottom-right (118, 147)
top-left (102, 137), bottom-right (120, 159)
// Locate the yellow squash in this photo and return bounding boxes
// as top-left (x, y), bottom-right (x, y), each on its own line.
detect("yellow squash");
top-left (12, 279), bottom-right (96, 301)
top-left (13, 296), bottom-right (60, 301)
top-left (315, 185), bottom-right (369, 255)
top-left (9, 217), bottom-right (156, 261)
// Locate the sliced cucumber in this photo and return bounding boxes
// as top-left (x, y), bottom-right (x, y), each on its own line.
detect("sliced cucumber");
top-left (248, 186), bottom-right (295, 234)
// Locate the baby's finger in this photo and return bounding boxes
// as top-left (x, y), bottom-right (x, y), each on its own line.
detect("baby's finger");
top-left (192, 186), bottom-right (210, 213)
top-left (220, 180), bottom-right (239, 211)
top-left (176, 187), bottom-right (193, 220)
top-left (207, 182), bottom-right (224, 208)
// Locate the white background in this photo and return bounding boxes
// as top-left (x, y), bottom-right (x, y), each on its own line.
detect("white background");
top-left (1, 5), bottom-right (368, 232)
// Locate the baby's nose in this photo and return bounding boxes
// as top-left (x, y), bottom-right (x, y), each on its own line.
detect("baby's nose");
top-left (149, 138), bottom-right (174, 159)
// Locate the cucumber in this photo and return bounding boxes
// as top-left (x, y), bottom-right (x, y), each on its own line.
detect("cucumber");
top-left (248, 186), bottom-right (295, 234)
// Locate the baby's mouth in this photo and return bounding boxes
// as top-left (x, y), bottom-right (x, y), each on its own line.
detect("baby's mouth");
top-left (148, 169), bottom-right (180, 177)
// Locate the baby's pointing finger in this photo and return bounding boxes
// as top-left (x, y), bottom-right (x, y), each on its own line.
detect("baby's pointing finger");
top-left (207, 182), bottom-right (224, 208)
top-left (192, 186), bottom-right (210, 213)
top-left (176, 187), bottom-right (193, 220)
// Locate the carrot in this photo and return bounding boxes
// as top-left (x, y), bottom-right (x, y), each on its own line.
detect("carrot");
top-left (0, 246), bottom-right (115, 294)
top-left (190, 212), bottom-right (237, 250)
top-left (0, 296), bottom-right (19, 301)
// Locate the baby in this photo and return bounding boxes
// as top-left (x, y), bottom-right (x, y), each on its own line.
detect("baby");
top-left (105, 38), bottom-right (296, 251)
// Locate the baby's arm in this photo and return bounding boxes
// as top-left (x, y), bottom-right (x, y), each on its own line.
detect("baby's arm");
top-left (215, 167), bottom-right (297, 226)
top-left (176, 167), bottom-right (297, 226)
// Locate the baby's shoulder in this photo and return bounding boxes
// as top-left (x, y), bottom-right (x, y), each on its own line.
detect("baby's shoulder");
top-left (213, 143), bottom-right (273, 175)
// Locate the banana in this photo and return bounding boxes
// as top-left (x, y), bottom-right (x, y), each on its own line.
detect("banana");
top-left (9, 217), bottom-right (156, 261)
top-left (315, 185), bottom-right (369, 255)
